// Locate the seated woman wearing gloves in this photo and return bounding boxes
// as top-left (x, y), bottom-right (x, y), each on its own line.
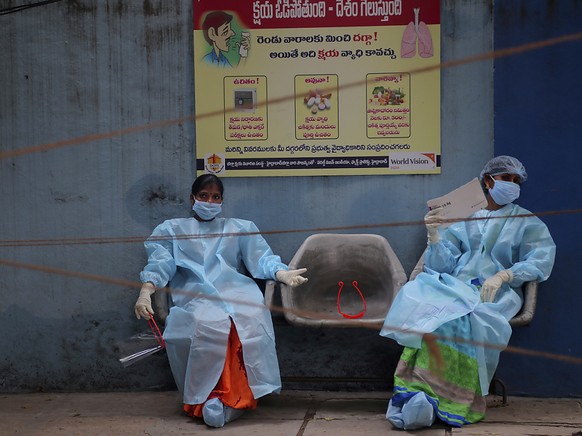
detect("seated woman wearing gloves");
top-left (134, 174), bottom-right (307, 428)
top-left (380, 156), bottom-right (556, 429)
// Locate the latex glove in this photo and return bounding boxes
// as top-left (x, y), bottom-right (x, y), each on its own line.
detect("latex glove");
top-left (276, 268), bottom-right (308, 288)
top-left (134, 282), bottom-right (155, 319)
top-left (480, 269), bottom-right (513, 303)
top-left (424, 207), bottom-right (444, 245)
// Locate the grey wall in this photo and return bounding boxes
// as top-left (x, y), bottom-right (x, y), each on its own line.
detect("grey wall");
top-left (0, 0), bottom-right (494, 393)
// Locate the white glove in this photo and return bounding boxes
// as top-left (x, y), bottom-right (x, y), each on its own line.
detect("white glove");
top-left (480, 270), bottom-right (513, 302)
top-left (424, 208), bottom-right (444, 245)
top-left (134, 282), bottom-right (155, 319)
top-left (276, 268), bottom-right (308, 288)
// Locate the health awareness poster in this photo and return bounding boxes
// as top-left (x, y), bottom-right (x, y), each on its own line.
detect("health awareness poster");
top-left (194, 0), bottom-right (440, 177)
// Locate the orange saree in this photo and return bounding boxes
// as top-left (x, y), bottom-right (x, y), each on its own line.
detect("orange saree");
top-left (183, 322), bottom-right (258, 418)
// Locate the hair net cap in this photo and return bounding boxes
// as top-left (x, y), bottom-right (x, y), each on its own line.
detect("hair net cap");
top-left (479, 155), bottom-right (528, 183)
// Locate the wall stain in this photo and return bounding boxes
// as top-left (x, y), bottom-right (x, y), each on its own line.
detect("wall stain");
top-left (143, 185), bottom-right (180, 205)
top-left (50, 190), bottom-right (89, 203)
top-left (143, 0), bottom-right (159, 17)
top-left (65, 0), bottom-right (95, 14)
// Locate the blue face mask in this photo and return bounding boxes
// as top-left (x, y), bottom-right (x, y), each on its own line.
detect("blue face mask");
top-left (192, 201), bottom-right (222, 220)
top-left (489, 176), bottom-right (520, 206)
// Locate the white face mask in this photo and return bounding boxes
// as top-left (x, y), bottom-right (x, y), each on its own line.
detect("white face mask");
top-left (489, 176), bottom-right (520, 206)
top-left (192, 201), bottom-right (222, 220)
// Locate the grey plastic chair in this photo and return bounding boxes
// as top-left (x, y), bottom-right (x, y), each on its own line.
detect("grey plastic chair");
top-left (154, 279), bottom-right (277, 324)
top-left (153, 287), bottom-right (171, 323)
top-left (409, 250), bottom-right (538, 326)
top-left (265, 233), bottom-right (408, 328)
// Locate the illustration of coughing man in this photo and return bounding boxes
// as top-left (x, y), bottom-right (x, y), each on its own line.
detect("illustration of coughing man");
top-left (202, 11), bottom-right (250, 68)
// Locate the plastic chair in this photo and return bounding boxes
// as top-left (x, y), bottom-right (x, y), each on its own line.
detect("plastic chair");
top-left (153, 287), bottom-right (171, 323)
top-left (153, 278), bottom-right (274, 324)
top-left (265, 233), bottom-right (408, 328)
top-left (409, 250), bottom-right (539, 327)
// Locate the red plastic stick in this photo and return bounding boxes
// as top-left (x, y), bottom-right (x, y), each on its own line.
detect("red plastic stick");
top-left (147, 316), bottom-right (165, 349)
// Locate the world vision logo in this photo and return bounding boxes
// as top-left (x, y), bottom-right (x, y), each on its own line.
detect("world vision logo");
top-left (205, 153), bottom-right (225, 174)
top-left (389, 152), bottom-right (437, 170)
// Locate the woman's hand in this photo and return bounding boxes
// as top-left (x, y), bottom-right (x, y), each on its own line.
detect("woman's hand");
top-left (276, 268), bottom-right (308, 287)
top-left (480, 270), bottom-right (513, 302)
top-left (424, 207), bottom-right (444, 245)
top-left (134, 282), bottom-right (156, 319)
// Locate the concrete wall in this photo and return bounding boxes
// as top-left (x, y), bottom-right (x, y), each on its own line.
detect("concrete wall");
top-left (1, 0), bottom-right (500, 393)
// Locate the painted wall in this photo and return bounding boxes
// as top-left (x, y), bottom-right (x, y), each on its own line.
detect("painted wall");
top-left (493, 0), bottom-right (582, 397)
top-left (0, 0), bottom-right (525, 394)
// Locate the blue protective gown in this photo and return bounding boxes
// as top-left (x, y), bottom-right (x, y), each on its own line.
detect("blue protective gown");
top-left (380, 203), bottom-right (556, 394)
top-left (140, 217), bottom-right (288, 405)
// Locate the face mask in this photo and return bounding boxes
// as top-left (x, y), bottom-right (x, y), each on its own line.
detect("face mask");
top-left (489, 176), bottom-right (520, 206)
top-left (192, 201), bottom-right (222, 220)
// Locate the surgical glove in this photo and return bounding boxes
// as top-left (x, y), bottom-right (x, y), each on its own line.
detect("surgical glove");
top-left (276, 268), bottom-right (308, 287)
top-left (134, 282), bottom-right (155, 319)
top-left (480, 269), bottom-right (513, 302)
top-left (424, 207), bottom-right (444, 245)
